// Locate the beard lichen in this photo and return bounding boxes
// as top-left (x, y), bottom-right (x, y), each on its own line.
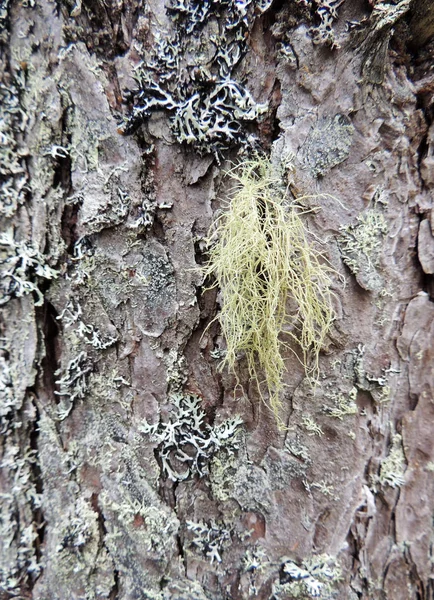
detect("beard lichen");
top-left (203, 156), bottom-right (337, 424)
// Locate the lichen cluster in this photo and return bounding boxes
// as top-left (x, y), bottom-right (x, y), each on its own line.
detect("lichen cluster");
top-left (272, 0), bottom-right (346, 61)
top-left (121, 0), bottom-right (271, 158)
top-left (0, 229), bottom-right (58, 306)
top-left (57, 299), bottom-right (117, 350)
top-left (0, 78), bottom-right (29, 218)
top-left (338, 209), bottom-right (388, 276)
top-left (186, 519), bottom-right (232, 564)
top-left (204, 156), bottom-right (337, 421)
top-left (54, 295), bottom-right (119, 420)
top-left (306, 0), bottom-right (345, 48)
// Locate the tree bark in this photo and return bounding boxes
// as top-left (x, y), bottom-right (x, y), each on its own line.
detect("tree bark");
top-left (1, 1), bottom-right (434, 599)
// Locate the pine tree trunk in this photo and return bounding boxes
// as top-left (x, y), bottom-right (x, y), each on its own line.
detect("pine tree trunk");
top-left (1, 1), bottom-right (434, 599)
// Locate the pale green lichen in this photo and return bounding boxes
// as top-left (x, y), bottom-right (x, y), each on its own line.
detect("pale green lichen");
top-left (323, 386), bottom-right (358, 420)
top-left (301, 414), bottom-right (324, 437)
top-left (376, 433), bottom-right (406, 489)
top-left (338, 210), bottom-right (387, 274)
top-left (310, 479), bottom-right (337, 499)
top-left (204, 156), bottom-right (337, 423)
top-left (338, 208), bottom-right (388, 291)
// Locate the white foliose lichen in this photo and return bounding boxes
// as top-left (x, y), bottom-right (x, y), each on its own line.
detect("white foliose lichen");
top-left (139, 393), bottom-right (243, 481)
top-left (186, 519), bottom-right (232, 564)
top-left (56, 299), bottom-right (117, 350)
top-left (273, 554), bottom-right (342, 599)
top-left (54, 351), bottom-right (91, 420)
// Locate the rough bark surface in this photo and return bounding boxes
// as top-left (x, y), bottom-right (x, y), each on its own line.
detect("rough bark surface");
top-left (1, 1), bottom-right (434, 599)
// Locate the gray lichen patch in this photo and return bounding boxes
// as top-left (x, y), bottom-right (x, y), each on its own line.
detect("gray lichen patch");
top-left (51, 42), bottom-right (146, 237)
top-left (140, 243), bottom-right (176, 310)
top-left (37, 502), bottom-right (115, 600)
top-left (0, 298), bottom-right (37, 420)
top-left (302, 114), bottom-right (354, 177)
top-left (99, 488), bottom-right (181, 596)
top-left (33, 413), bottom-right (115, 600)
top-left (210, 435), bottom-right (308, 513)
top-left (0, 395), bottom-right (41, 596)
top-left (79, 235), bottom-right (177, 338)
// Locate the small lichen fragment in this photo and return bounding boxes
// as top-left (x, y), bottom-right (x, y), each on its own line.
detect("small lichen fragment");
top-left (186, 519), bottom-right (232, 564)
top-left (54, 351), bottom-right (91, 420)
top-left (323, 386), bottom-right (358, 420)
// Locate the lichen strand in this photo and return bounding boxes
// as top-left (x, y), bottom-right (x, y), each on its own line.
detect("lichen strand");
top-left (204, 156), bottom-right (337, 422)
top-left (121, 0), bottom-right (271, 158)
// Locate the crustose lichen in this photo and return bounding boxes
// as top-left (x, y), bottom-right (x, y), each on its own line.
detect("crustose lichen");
top-left (203, 156), bottom-right (337, 424)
